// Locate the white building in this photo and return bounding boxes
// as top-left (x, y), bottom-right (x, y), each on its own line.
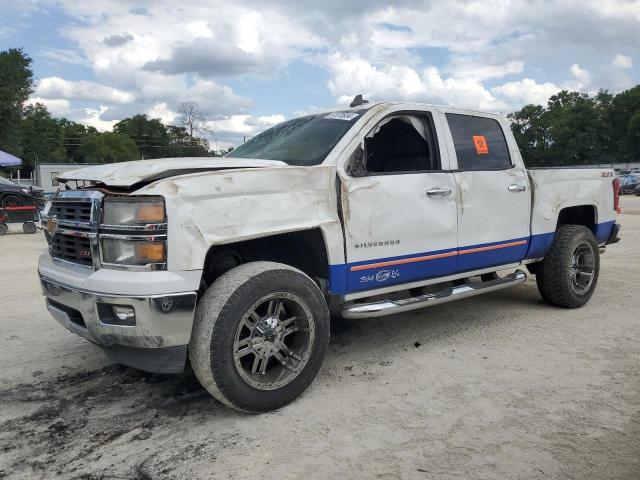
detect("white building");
top-left (35, 163), bottom-right (98, 193)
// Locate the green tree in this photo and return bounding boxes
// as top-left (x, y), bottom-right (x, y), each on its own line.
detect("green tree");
top-left (609, 85), bottom-right (640, 162)
top-left (508, 104), bottom-right (550, 166)
top-left (113, 114), bottom-right (170, 159)
top-left (509, 88), bottom-right (640, 167)
top-left (19, 103), bottom-right (66, 170)
top-left (78, 132), bottom-right (139, 163)
top-left (0, 48), bottom-right (33, 156)
top-left (166, 125), bottom-right (209, 157)
top-left (59, 119), bottom-right (98, 162)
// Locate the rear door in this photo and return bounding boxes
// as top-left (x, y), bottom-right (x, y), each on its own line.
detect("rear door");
top-left (440, 110), bottom-right (531, 273)
top-left (337, 107), bottom-right (458, 294)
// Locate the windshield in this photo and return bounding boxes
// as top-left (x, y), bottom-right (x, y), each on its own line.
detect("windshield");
top-left (0, 177), bottom-right (17, 186)
top-left (227, 110), bottom-right (365, 165)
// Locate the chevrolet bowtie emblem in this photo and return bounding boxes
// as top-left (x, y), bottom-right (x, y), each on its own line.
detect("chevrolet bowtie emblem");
top-left (46, 216), bottom-right (59, 235)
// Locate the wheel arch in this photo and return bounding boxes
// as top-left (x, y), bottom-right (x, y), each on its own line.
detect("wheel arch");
top-left (200, 228), bottom-right (330, 293)
top-left (556, 204), bottom-right (598, 236)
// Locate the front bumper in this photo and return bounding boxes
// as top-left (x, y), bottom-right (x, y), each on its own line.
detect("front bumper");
top-left (40, 275), bottom-right (197, 373)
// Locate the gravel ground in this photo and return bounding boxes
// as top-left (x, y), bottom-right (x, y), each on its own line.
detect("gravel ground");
top-left (1, 196), bottom-right (639, 480)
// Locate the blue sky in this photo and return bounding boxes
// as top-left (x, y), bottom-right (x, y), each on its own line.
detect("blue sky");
top-left (1, 0), bottom-right (638, 147)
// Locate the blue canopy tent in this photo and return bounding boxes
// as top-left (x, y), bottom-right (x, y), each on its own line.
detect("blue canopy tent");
top-left (0, 150), bottom-right (22, 167)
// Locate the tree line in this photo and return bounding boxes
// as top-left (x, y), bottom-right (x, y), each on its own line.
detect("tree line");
top-left (508, 88), bottom-right (640, 167)
top-left (0, 49), bottom-right (215, 174)
top-left (1, 47), bottom-right (639, 173)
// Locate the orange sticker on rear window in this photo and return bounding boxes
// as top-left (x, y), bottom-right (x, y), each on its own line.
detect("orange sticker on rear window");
top-left (473, 135), bottom-right (489, 155)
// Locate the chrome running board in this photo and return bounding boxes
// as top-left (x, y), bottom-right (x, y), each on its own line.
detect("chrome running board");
top-left (341, 270), bottom-right (527, 319)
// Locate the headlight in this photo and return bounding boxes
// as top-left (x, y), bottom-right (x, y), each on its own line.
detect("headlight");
top-left (100, 196), bottom-right (167, 268)
top-left (102, 196), bottom-right (165, 226)
top-left (101, 238), bottom-right (166, 265)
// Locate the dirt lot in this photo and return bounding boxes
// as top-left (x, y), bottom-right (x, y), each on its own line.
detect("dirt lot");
top-left (1, 197), bottom-right (639, 480)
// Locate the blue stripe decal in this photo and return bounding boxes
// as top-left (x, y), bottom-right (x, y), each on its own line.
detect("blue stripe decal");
top-left (524, 232), bottom-right (555, 260)
top-left (328, 221), bottom-right (616, 296)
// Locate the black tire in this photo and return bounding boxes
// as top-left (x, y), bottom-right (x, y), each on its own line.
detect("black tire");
top-left (22, 222), bottom-right (37, 234)
top-left (0, 223), bottom-right (7, 235)
top-left (1, 194), bottom-right (21, 208)
top-left (536, 225), bottom-right (599, 308)
top-left (189, 261), bottom-right (330, 412)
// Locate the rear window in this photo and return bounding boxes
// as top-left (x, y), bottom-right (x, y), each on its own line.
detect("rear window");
top-left (446, 114), bottom-right (512, 170)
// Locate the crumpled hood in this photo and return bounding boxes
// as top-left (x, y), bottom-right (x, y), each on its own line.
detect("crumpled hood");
top-left (58, 157), bottom-right (288, 187)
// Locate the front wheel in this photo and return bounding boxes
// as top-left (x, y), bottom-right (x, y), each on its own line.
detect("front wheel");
top-left (189, 261), bottom-right (330, 412)
top-left (536, 225), bottom-right (599, 308)
top-left (1, 195), bottom-right (21, 208)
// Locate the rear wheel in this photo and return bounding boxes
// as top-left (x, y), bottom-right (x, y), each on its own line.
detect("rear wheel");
top-left (0, 223), bottom-right (8, 235)
top-left (189, 261), bottom-right (330, 412)
top-left (536, 225), bottom-right (599, 308)
top-left (22, 222), bottom-right (37, 234)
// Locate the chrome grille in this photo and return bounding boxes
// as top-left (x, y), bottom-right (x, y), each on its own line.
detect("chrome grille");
top-left (43, 191), bottom-right (102, 269)
top-left (49, 201), bottom-right (92, 225)
top-left (46, 232), bottom-right (93, 267)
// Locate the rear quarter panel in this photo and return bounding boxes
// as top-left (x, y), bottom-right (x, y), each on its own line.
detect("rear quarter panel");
top-left (528, 168), bottom-right (616, 257)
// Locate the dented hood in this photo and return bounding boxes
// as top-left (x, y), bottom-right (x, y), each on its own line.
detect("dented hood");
top-left (58, 157), bottom-right (288, 187)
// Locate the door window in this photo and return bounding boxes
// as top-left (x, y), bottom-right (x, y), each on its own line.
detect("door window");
top-left (349, 114), bottom-right (440, 175)
top-left (446, 114), bottom-right (512, 170)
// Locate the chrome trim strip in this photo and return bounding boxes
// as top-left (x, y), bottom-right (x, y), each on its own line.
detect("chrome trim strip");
top-left (341, 270), bottom-right (527, 319)
top-left (53, 228), bottom-right (94, 239)
top-left (99, 223), bottom-right (168, 232)
top-left (99, 233), bottom-right (167, 241)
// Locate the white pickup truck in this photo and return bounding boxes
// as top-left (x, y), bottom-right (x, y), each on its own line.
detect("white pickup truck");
top-left (39, 99), bottom-right (621, 412)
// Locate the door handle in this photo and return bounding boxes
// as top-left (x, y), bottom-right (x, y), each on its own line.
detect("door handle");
top-left (426, 188), bottom-right (452, 197)
top-left (508, 184), bottom-right (526, 192)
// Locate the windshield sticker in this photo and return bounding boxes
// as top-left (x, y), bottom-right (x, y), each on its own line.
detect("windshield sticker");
top-left (473, 135), bottom-right (489, 155)
top-left (325, 112), bottom-right (360, 121)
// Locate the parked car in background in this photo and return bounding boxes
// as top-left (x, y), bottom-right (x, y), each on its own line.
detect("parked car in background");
top-left (0, 176), bottom-right (45, 207)
top-left (619, 175), bottom-right (640, 194)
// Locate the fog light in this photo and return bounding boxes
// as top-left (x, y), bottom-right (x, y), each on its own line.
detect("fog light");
top-left (112, 305), bottom-right (135, 322)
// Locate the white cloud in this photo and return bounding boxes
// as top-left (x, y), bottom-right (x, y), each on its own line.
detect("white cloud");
top-left (147, 102), bottom-right (177, 124)
top-left (570, 64), bottom-right (591, 86)
top-left (35, 77), bottom-right (135, 104)
top-left (207, 114), bottom-right (285, 136)
top-left (491, 79), bottom-right (561, 107)
top-left (80, 106), bottom-right (118, 132)
top-left (612, 54), bottom-right (633, 69)
top-left (326, 54), bottom-right (507, 111)
top-left (27, 97), bottom-right (72, 116)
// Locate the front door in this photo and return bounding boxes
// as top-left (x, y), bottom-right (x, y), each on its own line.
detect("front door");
top-left (338, 109), bottom-right (458, 294)
top-left (442, 110), bottom-right (531, 273)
